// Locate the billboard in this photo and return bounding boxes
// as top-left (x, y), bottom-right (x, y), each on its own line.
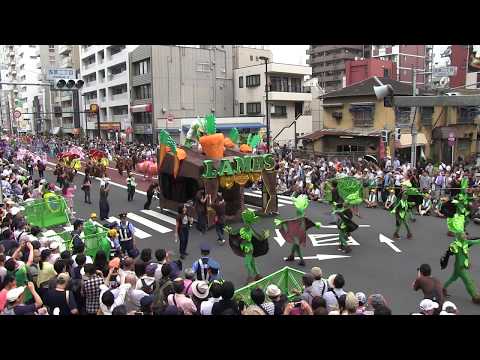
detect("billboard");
top-left (468, 45), bottom-right (480, 73)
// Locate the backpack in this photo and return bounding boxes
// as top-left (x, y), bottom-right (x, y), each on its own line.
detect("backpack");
top-left (153, 279), bottom-right (173, 308)
top-left (1, 306), bottom-right (16, 315)
top-left (141, 278), bottom-right (156, 294)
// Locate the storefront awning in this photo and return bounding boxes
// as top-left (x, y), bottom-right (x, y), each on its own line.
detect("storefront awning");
top-left (131, 104), bottom-right (152, 113)
top-left (182, 123), bottom-right (265, 132)
top-left (398, 133), bottom-right (428, 148)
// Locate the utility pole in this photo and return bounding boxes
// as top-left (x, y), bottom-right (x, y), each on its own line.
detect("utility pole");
top-left (410, 69), bottom-right (417, 168)
top-left (259, 56), bottom-right (270, 152)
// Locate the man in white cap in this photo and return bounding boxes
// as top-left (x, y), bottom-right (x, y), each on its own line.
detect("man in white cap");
top-left (440, 301), bottom-right (458, 315)
top-left (48, 242), bottom-right (61, 264)
top-left (417, 299), bottom-right (439, 315)
top-left (2, 282), bottom-right (43, 315)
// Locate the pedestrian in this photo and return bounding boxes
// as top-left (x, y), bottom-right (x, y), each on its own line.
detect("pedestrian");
top-left (211, 281), bottom-right (240, 315)
top-left (2, 282), bottom-right (44, 315)
top-left (212, 193), bottom-right (226, 245)
top-left (192, 243), bottom-right (211, 281)
top-left (250, 287), bottom-right (274, 315)
top-left (310, 267), bottom-right (328, 298)
top-left (99, 181), bottom-right (110, 221)
top-left (195, 189), bottom-right (208, 234)
top-left (82, 173), bottom-right (92, 204)
top-left (143, 182), bottom-right (158, 210)
top-left (127, 173), bottom-right (136, 202)
top-left (37, 160), bottom-right (45, 179)
top-left (167, 277), bottom-right (197, 315)
top-left (265, 284), bottom-right (288, 315)
top-left (44, 273), bottom-right (79, 315)
top-left (176, 204), bottom-right (193, 260)
top-left (82, 264), bottom-right (105, 315)
top-left (200, 280), bottom-right (223, 315)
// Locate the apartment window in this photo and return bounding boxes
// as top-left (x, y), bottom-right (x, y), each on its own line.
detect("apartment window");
top-left (239, 76), bottom-right (244, 88)
top-left (112, 106), bottom-right (128, 115)
top-left (250, 55), bottom-right (253, 61)
top-left (134, 84), bottom-right (152, 100)
top-left (133, 59), bottom-right (150, 76)
top-left (458, 106), bottom-right (480, 124)
top-left (350, 105), bottom-right (374, 127)
top-left (395, 107), bottom-right (412, 126)
top-left (246, 102), bottom-right (261, 115)
top-left (272, 105), bottom-right (287, 117)
top-left (196, 63), bottom-right (210, 72)
top-left (239, 103), bottom-right (244, 115)
top-left (421, 106), bottom-right (434, 126)
top-left (291, 78), bottom-right (302, 92)
top-left (246, 74), bottom-right (261, 87)
top-left (383, 68), bottom-right (389, 78)
top-left (49, 45), bottom-right (55, 49)
top-left (110, 46), bottom-right (126, 56)
top-left (29, 45), bottom-right (36, 48)
top-left (336, 145), bottom-right (365, 152)
top-left (111, 85), bottom-right (127, 95)
top-left (133, 112), bottom-right (152, 124)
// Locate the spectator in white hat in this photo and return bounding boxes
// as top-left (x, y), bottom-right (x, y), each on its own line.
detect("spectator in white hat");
top-left (324, 274), bottom-right (347, 313)
top-left (48, 242), bottom-right (61, 265)
top-left (415, 299), bottom-right (439, 315)
top-left (266, 284), bottom-right (288, 315)
top-left (440, 301), bottom-right (458, 315)
top-left (2, 282), bottom-right (43, 315)
top-left (310, 267), bottom-right (328, 298)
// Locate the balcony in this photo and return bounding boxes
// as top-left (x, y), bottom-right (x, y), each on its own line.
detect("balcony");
top-left (37, 73), bottom-right (43, 81)
top-left (84, 81), bottom-right (97, 88)
top-left (61, 93), bottom-right (72, 101)
top-left (36, 60), bottom-right (41, 69)
top-left (9, 51), bottom-right (15, 57)
top-left (62, 107), bottom-right (74, 115)
top-left (110, 92), bottom-right (128, 101)
top-left (112, 114), bottom-right (129, 124)
top-left (60, 57), bottom-right (73, 68)
top-left (62, 122), bottom-right (74, 129)
top-left (82, 62), bottom-right (96, 73)
top-left (58, 45), bottom-right (72, 55)
top-left (269, 88), bottom-right (312, 102)
top-left (10, 70), bottom-right (16, 76)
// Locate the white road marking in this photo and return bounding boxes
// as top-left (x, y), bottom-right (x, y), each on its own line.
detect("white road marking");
top-left (126, 212), bottom-right (172, 234)
top-left (283, 254), bottom-right (350, 261)
top-left (106, 216), bottom-right (152, 239)
top-left (321, 225), bottom-right (370, 229)
top-left (308, 234), bottom-right (360, 247)
top-left (273, 229), bottom-right (286, 247)
top-left (379, 233), bottom-right (402, 253)
top-left (141, 209), bottom-right (177, 225)
top-left (244, 191), bottom-right (292, 205)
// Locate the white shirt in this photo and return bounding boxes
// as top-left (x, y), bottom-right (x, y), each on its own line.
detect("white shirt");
top-left (71, 254), bottom-right (93, 268)
top-left (154, 262), bottom-right (165, 282)
top-left (135, 276), bottom-right (155, 291)
top-left (125, 288), bottom-right (149, 313)
top-left (99, 283), bottom-right (131, 315)
top-left (200, 297), bottom-right (222, 315)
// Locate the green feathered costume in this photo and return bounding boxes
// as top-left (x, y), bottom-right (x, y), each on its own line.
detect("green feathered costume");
top-left (225, 209), bottom-right (270, 283)
top-left (441, 214), bottom-right (480, 304)
top-left (391, 190), bottom-right (416, 239)
top-left (274, 195), bottom-right (322, 266)
top-left (332, 193), bottom-right (361, 253)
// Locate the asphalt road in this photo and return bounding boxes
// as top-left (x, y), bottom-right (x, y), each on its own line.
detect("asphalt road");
top-left (40, 166), bottom-right (480, 314)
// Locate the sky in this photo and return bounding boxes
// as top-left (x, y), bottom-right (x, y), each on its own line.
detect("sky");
top-left (268, 45), bottom-right (450, 67)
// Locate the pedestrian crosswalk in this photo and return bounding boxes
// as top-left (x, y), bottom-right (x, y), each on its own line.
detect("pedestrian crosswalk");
top-left (245, 190), bottom-right (293, 206)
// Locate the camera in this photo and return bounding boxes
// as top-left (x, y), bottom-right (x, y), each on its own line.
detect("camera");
top-left (294, 302), bottom-right (302, 308)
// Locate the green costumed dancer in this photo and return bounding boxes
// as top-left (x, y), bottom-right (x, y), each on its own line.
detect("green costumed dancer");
top-left (391, 190), bottom-right (416, 239)
top-left (274, 195), bottom-right (322, 266)
top-left (332, 193), bottom-right (362, 253)
top-left (440, 213), bottom-right (480, 304)
top-left (225, 209), bottom-right (270, 284)
top-left (452, 177), bottom-right (473, 234)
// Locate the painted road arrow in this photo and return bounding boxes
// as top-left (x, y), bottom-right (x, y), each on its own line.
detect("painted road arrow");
top-left (274, 229), bottom-right (286, 247)
top-left (320, 224), bottom-right (371, 229)
top-left (379, 233), bottom-right (402, 253)
top-left (283, 254), bottom-right (351, 261)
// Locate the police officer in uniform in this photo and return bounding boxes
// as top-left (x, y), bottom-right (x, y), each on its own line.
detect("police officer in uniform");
top-left (118, 213), bottom-right (137, 258)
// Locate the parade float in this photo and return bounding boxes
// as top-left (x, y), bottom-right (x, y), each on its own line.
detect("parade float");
top-left (157, 114), bottom-right (278, 228)
top-left (57, 146), bottom-right (84, 172)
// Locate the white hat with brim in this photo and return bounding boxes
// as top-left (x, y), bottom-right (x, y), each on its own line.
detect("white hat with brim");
top-left (7, 286), bottom-right (25, 302)
top-left (266, 284), bottom-right (281, 298)
top-left (191, 280), bottom-right (209, 299)
top-left (49, 241), bottom-right (60, 250)
top-left (419, 299), bottom-right (439, 312)
top-left (442, 301), bottom-right (457, 312)
top-left (327, 274), bottom-right (337, 289)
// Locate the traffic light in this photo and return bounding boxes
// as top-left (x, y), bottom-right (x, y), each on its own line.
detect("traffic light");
top-left (395, 128), bottom-right (401, 141)
top-left (381, 130), bottom-right (389, 143)
top-left (55, 79), bottom-right (84, 89)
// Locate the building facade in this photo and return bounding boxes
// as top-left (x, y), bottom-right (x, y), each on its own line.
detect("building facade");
top-left (449, 45), bottom-right (468, 88)
top-left (371, 45), bottom-right (434, 87)
top-left (233, 62), bottom-right (312, 146)
top-left (129, 45), bottom-right (234, 144)
top-left (79, 45), bottom-right (136, 139)
top-left (302, 77), bottom-right (480, 164)
top-left (307, 45), bottom-right (371, 92)
top-left (345, 58), bottom-right (397, 86)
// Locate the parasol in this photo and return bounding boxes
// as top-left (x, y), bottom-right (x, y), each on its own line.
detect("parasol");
top-left (363, 155), bottom-right (378, 164)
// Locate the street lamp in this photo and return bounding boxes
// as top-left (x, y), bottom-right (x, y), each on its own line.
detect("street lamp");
top-left (259, 56), bottom-right (270, 153)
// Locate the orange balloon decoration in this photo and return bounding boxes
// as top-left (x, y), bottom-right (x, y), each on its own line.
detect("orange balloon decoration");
top-left (176, 148), bottom-right (187, 161)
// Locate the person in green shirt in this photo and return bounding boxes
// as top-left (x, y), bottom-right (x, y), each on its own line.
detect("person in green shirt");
top-left (4, 241), bottom-right (34, 303)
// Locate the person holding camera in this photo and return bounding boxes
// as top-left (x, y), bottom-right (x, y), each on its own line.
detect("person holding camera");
top-left (176, 204), bottom-right (193, 260)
